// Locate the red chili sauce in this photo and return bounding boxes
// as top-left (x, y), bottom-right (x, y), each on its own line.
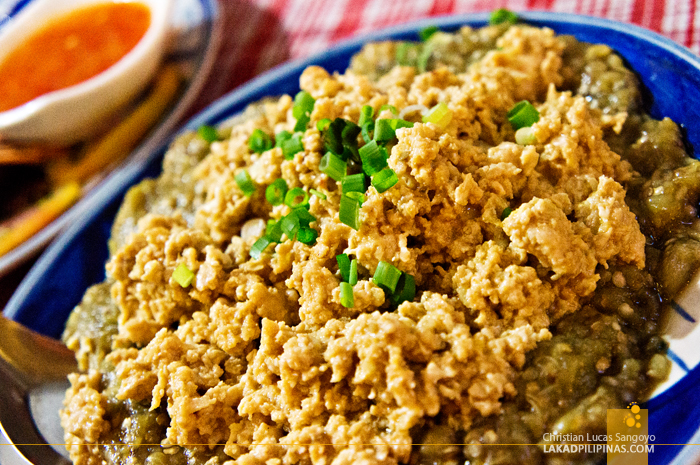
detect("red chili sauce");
top-left (0, 2), bottom-right (151, 112)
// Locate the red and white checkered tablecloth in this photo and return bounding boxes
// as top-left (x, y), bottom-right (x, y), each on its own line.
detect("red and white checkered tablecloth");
top-left (195, 0), bottom-right (699, 109)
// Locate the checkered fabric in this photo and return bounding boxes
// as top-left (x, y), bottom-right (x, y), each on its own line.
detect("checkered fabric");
top-left (197, 0), bottom-right (698, 107)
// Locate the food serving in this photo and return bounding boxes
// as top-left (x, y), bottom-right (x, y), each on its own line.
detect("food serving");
top-left (59, 12), bottom-right (700, 465)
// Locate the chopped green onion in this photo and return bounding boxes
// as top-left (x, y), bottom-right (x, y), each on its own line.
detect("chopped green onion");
top-left (390, 273), bottom-right (415, 306)
top-left (341, 121), bottom-right (361, 160)
top-left (396, 42), bottom-right (418, 66)
top-left (280, 211), bottom-right (300, 240)
top-left (340, 281), bottom-right (354, 308)
top-left (337, 254), bottom-right (351, 282)
top-left (358, 105), bottom-right (374, 127)
top-left (490, 8), bottom-right (518, 25)
top-left (341, 173), bottom-right (367, 194)
top-left (507, 100), bottom-right (540, 130)
top-left (275, 130), bottom-right (292, 148)
top-left (501, 207), bottom-right (513, 220)
top-left (310, 188), bottom-right (327, 200)
top-left (419, 25), bottom-right (439, 42)
top-left (265, 178), bottom-right (288, 206)
top-left (284, 187), bottom-right (309, 208)
top-left (297, 227), bottom-right (318, 245)
top-left (317, 118), bottom-right (332, 131)
top-left (359, 140), bottom-right (389, 176)
top-left (320, 152), bottom-right (347, 181)
top-left (250, 236), bottom-right (272, 260)
top-left (323, 118), bottom-right (345, 155)
top-left (339, 194), bottom-right (361, 230)
top-left (249, 128), bottom-right (273, 153)
top-left (371, 168), bottom-right (399, 193)
top-left (282, 133), bottom-right (304, 159)
top-left (389, 119), bottom-right (414, 130)
top-left (373, 261), bottom-right (402, 293)
top-left (292, 91), bottom-right (315, 132)
top-left (173, 263), bottom-right (195, 287)
top-left (361, 121), bottom-right (374, 143)
top-left (235, 170), bottom-right (256, 197)
top-left (515, 126), bottom-right (537, 145)
top-left (294, 207), bottom-right (316, 226)
top-left (373, 119), bottom-right (396, 143)
top-left (417, 43), bottom-right (432, 73)
top-left (349, 259), bottom-right (358, 286)
top-left (293, 91), bottom-right (315, 118)
top-left (379, 104), bottom-right (398, 115)
top-left (198, 125), bottom-right (219, 143)
top-left (345, 191), bottom-right (366, 204)
top-left (266, 219), bottom-right (283, 242)
top-left (294, 113), bottom-right (311, 132)
top-left (422, 102), bottom-right (453, 129)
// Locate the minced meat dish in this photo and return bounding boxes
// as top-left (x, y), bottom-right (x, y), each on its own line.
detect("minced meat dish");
top-left (60, 20), bottom-right (700, 465)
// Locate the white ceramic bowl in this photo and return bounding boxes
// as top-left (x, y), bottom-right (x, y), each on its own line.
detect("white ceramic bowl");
top-left (0, 0), bottom-right (174, 145)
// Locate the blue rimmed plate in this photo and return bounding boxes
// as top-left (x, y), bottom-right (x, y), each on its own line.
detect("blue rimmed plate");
top-left (4, 12), bottom-right (700, 464)
top-left (0, 0), bottom-right (222, 277)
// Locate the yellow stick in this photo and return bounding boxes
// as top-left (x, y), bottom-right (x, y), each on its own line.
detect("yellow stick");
top-left (49, 64), bottom-right (181, 184)
top-left (0, 182), bottom-right (81, 256)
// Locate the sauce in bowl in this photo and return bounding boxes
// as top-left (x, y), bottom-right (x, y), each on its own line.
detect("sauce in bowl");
top-left (0, 2), bottom-right (151, 112)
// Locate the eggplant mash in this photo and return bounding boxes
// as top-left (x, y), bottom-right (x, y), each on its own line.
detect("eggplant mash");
top-left (60, 21), bottom-right (700, 465)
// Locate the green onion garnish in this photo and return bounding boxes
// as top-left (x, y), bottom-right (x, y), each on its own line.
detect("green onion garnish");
top-left (275, 130), bottom-right (292, 148)
top-left (341, 173), bottom-right (367, 194)
top-left (235, 169), bottom-right (256, 197)
top-left (294, 114), bottom-right (310, 132)
top-left (339, 194), bottom-right (361, 230)
top-left (390, 273), bottom-right (415, 306)
top-left (297, 227), bottom-right (318, 245)
top-left (250, 236), bottom-right (272, 260)
top-left (249, 128), bottom-right (273, 154)
top-left (294, 207), bottom-right (316, 226)
top-left (373, 119), bottom-right (396, 143)
top-left (349, 259), bottom-right (358, 286)
top-left (371, 168), bottom-right (399, 193)
top-left (341, 121), bottom-right (361, 160)
top-left (280, 211), bottom-right (300, 240)
top-left (266, 219), bottom-right (283, 242)
top-left (373, 261), bottom-right (402, 293)
top-left (310, 188), bottom-right (327, 200)
top-left (345, 191), bottom-right (366, 204)
top-left (265, 178), bottom-right (288, 206)
top-left (293, 90), bottom-right (315, 119)
top-left (282, 133), bottom-right (304, 159)
top-left (507, 100), bottom-right (540, 130)
top-left (419, 25), bottom-right (439, 42)
top-left (340, 281), bottom-right (354, 308)
top-left (172, 263), bottom-right (195, 287)
top-left (361, 122), bottom-right (374, 143)
top-left (320, 152), bottom-right (347, 181)
top-left (198, 125), bottom-right (219, 143)
top-left (323, 118), bottom-right (345, 155)
top-left (515, 127), bottom-right (537, 145)
top-left (379, 104), bottom-right (398, 115)
top-left (423, 102), bottom-right (453, 129)
top-left (359, 140), bottom-right (389, 176)
top-left (358, 105), bottom-right (374, 127)
top-left (284, 187), bottom-right (309, 209)
top-left (490, 8), bottom-right (518, 25)
top-left (317, 118), bottom-right (332, 131)
top-left (501, 207), bottom-right (513, 220)
top-left (337, 253), bottom-right (351, 282)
